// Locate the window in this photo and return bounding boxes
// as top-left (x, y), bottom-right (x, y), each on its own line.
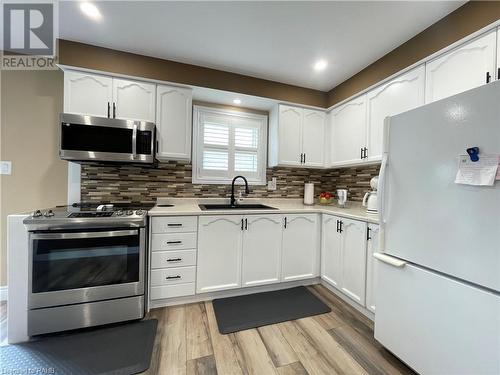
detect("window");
top-left (193, 106), bottom-right (268, 185)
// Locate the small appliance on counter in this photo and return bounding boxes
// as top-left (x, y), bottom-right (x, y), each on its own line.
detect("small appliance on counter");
top-left (303, 183), bottom-right (314, 205)
top-left (336, 189), bottom-right (348, 207)
top-left (362, 176), bottom-right (379, 214)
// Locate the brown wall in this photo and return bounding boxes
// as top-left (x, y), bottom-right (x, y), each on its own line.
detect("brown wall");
top-left (58, 40), bottom-right (328, 108)
top-left (0, 70), bottom-right (67, 286)
top-left (328, 1), bottom-right (500, 106)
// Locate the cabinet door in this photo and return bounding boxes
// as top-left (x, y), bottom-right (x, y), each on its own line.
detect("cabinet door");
top-left (278, 105), bottom-right (303, 166)
top-left (425, 30), bottom-right (496, 103)
top-left (64, 71), bottom-right (112, 117)
top-left (282, 214), bottom-right (319, 281)
top-left (242, 215), bottom-right (283, 287)
top-left (302, 109), bottom-right (325, 167)
top-left (330, 95), bottom-right (367, 166)
top-left (365, 223), bottom-right (379, 313)
top-left (321, 215), bottom-right (342, 288)
top-left (197, 216), bottom-right (243, 293)
top-left (366, 65), bottom-right (425, 161)
top-left (112, 78), bottom-right (156, 122)
top-left (340, 218), bottom-right (367, 306)
top-left (497, 27), bottom-right (500, 80)
top-left (156, 85), bottom-right (193, 160)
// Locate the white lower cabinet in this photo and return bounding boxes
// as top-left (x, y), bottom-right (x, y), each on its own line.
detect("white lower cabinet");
top-left (197, 215), bottom-right (244, 293)
top-left (365, 223), bottom-right (380, 313)
top-left (153, 212), bottom-right (375, 314)
top-left (242, 215), bottom-right (283, 287)
top-left (321, 215), bottom-right (367, 306)
top-left (150, 216), bottom-right (198, 301)
top-left (321, 215), bottom-right (342, 288)
top-left (281, 214), bottom-right (319, 282)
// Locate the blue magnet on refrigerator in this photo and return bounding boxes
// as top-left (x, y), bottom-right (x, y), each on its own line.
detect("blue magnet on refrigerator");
top-left (466, 147), bottom-right (479, 162)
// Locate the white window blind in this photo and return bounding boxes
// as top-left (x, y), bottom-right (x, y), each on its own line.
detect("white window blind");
top-left (193, 106), bottom-right (268, 185)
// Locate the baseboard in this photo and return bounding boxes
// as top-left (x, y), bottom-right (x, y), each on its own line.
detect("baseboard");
top-left (0, 286), bottom-right (8, 302)
top-left (319, 280), bottom-right (375, 321)
top-left (148, 278), bottom-right (320, 310)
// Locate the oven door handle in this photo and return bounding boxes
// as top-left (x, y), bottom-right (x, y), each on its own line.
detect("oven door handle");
top-left (31, 230), bottom-right (138, 240)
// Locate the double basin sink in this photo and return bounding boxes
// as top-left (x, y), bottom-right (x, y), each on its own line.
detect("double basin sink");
top-left (198, 203), bottom-right (277, 211)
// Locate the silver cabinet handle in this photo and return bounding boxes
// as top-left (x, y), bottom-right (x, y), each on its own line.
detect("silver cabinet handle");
top-left (167, 258), bottom-right (182, 262)
top-left (167, 223), bottom-right (182, 227)
top-left (166, 241), bottom-right (182, 245)
top-left (165, 275), bottom-right (181, 280)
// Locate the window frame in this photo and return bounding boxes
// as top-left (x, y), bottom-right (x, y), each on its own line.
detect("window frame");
top-left (192, 105), bottom-right (268, 185)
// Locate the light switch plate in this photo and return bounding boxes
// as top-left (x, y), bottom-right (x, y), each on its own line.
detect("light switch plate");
top-left (267, 177), bottom-right (277, 191)
top-left (0, 161), bottom-right (12, 175)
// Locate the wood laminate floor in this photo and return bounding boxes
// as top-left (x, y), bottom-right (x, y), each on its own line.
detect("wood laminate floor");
top-left (141, 285), bottom-right (415, 375)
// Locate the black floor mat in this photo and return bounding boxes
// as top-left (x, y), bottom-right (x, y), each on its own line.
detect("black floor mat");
top-left (212, 286), bottom-right (331, 334)
top-left (0, 319), bottom-right (157, 375)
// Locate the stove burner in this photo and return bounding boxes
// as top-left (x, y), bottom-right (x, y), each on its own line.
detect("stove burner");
top-left (68, 212), bottom-right (114, 218)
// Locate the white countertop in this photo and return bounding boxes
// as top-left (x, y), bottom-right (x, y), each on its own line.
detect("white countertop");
top-left (148, 198), bottom-right (379, 224)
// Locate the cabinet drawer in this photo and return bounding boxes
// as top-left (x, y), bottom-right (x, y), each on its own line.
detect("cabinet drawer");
top-left (150, 283), bottom-right (195, 300)
top-left (151, 233), bottom-right (197, 251)
top-left (150, 266), bottom-right (196, 286)
top-left (151, 250), bottom-right (197, 269)
top-left (152, 216), bottom-right (197, 233)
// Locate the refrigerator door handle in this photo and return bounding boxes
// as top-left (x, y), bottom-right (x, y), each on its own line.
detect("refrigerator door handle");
top-left (378, 154), bottom-right (388, 224)
top-left (373, 252), bottom-right (407, 268)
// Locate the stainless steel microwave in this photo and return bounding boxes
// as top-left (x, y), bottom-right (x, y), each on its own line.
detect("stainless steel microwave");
top-left (59, 113), bottom-right (155, 164)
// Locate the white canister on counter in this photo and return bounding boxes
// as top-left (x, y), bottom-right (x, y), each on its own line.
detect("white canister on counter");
top-left (304, 183), bottom-right (315, 205)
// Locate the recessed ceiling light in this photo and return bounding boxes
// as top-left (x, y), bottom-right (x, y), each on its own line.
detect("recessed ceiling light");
top-left (233, 98), bottom-right (242, 105)
top-left (80, 2), bottom-right (102, 21)
top-left (313, 59), bottom-right (328, 72)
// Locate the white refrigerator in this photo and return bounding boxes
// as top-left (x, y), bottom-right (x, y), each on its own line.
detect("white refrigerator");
top-left (374, 81), bottom-right (500, 374)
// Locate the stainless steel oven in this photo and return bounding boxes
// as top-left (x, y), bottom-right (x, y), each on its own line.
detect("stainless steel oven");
top-left (25, 206), bottom-right (149, 336)
top-left (59, 113), bottom-right (155, 164)
top-left (29, 228), bottom-right (145, 308)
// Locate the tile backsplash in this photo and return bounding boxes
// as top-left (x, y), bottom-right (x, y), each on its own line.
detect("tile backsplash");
top-left (80, 161), bottom-right (380, 204)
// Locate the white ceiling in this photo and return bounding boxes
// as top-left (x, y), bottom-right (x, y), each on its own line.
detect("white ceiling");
top-left (59, 1), bottom-right (465, 91)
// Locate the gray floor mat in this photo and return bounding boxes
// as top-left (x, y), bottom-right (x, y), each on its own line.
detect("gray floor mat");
top-left (212, 286), bottom-right (331, 334)
top-left (0, 319), bottom-right (157, 375)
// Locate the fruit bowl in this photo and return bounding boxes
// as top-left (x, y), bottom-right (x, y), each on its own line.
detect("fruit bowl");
top-left (319, 192), bottom-right (333, 205)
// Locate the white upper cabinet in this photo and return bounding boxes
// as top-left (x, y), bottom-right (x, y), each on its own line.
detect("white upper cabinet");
top-left (365, 223), bottom-right (380, 313)
top-left (112, 78), bottom-right (156, 122)
top-left (330, 95), bottom-right (367, 166)
top-left (156, 85), bottom-right (193, 161)
top-left (242, 215), bottom-right (283, 287)
top-left (64, 71), bottom-right (156, 122)
top-left (366, 65), bottom-right (425, 161)
top-left (269, 104), bottom-right (326, 168)
top-left (196, 216), bottom-right (243, 293)
top-left (425, 30), bottom-right (496, 103)
top-left (302, 109), bottom-right (325, 167)
top-left (281, 214), bottom-right (319, 281)
top-left (321, 215), bottom-right (342, 288)
top-left (276, 105), bottom-right (303, 166)
top-left (340, 218), bottom-right (367, 306)
top-left (64, 71), bottom-right (112, 117)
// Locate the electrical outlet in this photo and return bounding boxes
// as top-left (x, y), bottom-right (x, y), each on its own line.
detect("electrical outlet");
top-left (0, 161), bottom-right (12, 175)
top-left (267, 177), bottom-right (277, 191)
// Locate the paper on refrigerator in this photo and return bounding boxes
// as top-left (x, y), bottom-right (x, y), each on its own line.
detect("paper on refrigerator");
top-left (455, 154), bottom-right (499, 186)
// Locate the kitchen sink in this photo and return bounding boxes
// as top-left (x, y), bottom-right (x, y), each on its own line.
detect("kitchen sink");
top-left (198, 203), bottom-right (277, 211)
